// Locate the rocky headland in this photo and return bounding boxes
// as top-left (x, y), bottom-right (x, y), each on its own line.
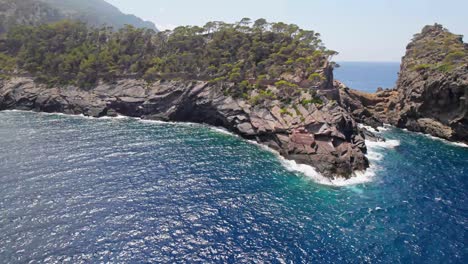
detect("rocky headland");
top-left (339, 24), bottom-right (467, 144)
top-left (0, 17), bottom-right (382, 179)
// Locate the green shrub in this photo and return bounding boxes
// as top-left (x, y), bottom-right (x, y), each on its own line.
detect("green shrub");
top-left (436, 63), bottom-right (455, 73)
top-left (308, 72), bottom-right (324, 81)
top-left (412, 64), bottom-right (432, 71)
top-left (444, 50), bottom-right (465, 63)
top-left (143, 67), bottom-right (159, 82)
top-left (279, 107), bottom-right (293, 116)
top-left (249, 90), bottom-right (276, 105)
top-left (208, 76), bottom-right (226, 84)
top-left (301, 97), bottom-right (323, 106)
top-left (0, 53), bottom-right (16, 72)
top-left (274, 80), bottom-right (298, 88)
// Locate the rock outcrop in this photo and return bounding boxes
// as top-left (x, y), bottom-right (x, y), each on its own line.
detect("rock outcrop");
top-left (339, 24), bottom-right (468, 143)
top-left (0, 77), bottom-right (371, 178)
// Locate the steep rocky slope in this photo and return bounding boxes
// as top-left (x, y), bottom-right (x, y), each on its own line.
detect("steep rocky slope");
top-left (0, 0), bottom-right (157, 34)
top-left (339, 24), bottom-right (467, 143)
top-left (394, 24), bottom-right (467, 141)
top-left (0, 77), bottom-right (370, 179)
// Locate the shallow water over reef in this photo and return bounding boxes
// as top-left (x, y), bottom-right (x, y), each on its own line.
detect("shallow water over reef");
top-left (0, 111), bottom-right (467, 263)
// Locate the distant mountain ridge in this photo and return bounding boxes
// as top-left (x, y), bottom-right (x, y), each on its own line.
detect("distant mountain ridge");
top-left (40, 0), bottom-right (157, 31)
top-left (0, 0), bottom-right (158, 33)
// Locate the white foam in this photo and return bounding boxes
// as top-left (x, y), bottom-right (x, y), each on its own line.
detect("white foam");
top-left (209, 126), bottom-right (237, 136)
top-left (281, 157), bottom-right (378, 187)
top-left (450, 141), bottom-right (468, 148)
top-left (358, 123), bottom-right (392, 133)
top-left (367, 151), bottom-right (384, 161)
top-left (245, 139), bottom-right (377, 187)
top-left (358, 123), bottom-right (378, 133)
top-left (421, 132), bottom-right (468, 148)
top-left (139, 119), bottom-right (167, 124)
top-left (399, 127), bottom-right (468, 148)
top-left (366, 139), bottom-right (400, 149)
top-left (378, 124), bottom-right (392, 131)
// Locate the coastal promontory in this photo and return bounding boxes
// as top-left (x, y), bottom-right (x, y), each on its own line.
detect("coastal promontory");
top-left (0, 19), bottom-right (371, 178)
top-left (339, 24), bottom-right (467, 143)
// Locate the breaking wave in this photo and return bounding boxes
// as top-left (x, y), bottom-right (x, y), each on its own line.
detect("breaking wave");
top-left (405, 129), bottom-right (468, 148)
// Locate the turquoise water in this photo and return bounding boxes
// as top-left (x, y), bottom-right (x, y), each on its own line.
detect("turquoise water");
top-left (335, 62), bottom-right (400, 92)
top-left (0, 111), bottom-right (467, 263)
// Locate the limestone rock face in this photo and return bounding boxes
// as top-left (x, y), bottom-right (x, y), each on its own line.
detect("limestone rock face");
top-left (0, 77), bottom-right (370, 178)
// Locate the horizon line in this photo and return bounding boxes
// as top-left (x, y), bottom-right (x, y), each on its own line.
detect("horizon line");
top-left (336, 60), bottom-right (401, 63)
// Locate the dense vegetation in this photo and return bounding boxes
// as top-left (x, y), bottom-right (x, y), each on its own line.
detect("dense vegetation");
top-left (410, 24), bottom-right (467, 73)
top-left (0, 18), bottom-right (336, 84)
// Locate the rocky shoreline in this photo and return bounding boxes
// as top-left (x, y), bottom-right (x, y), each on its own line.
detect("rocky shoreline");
top-left (0, 77), bottom-right (372, 179)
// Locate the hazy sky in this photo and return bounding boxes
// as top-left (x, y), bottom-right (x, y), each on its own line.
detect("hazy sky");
top-left (106, 0), bottom-right (467, 62)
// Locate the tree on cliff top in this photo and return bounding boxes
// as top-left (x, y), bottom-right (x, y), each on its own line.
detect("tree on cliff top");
top-left (0, 18), bottom-right (338, 90)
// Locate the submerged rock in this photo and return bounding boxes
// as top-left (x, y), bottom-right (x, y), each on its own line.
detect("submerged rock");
top-left (0, 77), bottom-right (371, 179)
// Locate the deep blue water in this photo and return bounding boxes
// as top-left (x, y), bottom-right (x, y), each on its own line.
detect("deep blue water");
top-left (0, 62), bottom-right (466, 263)
top-left (335, 62), bottom-right (400, 92)
top-left (0, 111), bottom-right (467, 263)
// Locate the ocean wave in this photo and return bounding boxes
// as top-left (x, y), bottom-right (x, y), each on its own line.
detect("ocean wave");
top-left (401, 128), bottom-right (468, 148)
top-left (358, 124), bottom-right (379, 133)
top-left (208, 126), bottom-right (238, 136)
top-left (366, 139), bottom-right (400, 149)
top-left (358, 123), bottom-right (392, 133)
top-left (280, 158), bottom-right (377, 187)
top-left (367, 151), bottom-right (384, 161)
top-left (244, 138), bottom-right (380, 187)
top-left (421, 133), bottom-right (468, 148)
top-left (139, 119), bottom-right (168, 124)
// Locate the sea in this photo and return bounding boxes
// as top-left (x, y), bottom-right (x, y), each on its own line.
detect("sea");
top-left (0, 62), bottom-right (467, 263)
top-left (334, 61), bottom-right (400, 92)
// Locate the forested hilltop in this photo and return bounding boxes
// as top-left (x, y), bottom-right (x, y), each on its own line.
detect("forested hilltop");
top-left (0, 18), bottom-right (337, 102)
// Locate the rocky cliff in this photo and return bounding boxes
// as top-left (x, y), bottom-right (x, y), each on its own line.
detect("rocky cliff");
top-left (0, 77), bottom-right (370, 179)
top-left (340, 24), bottom-right (468, 143)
